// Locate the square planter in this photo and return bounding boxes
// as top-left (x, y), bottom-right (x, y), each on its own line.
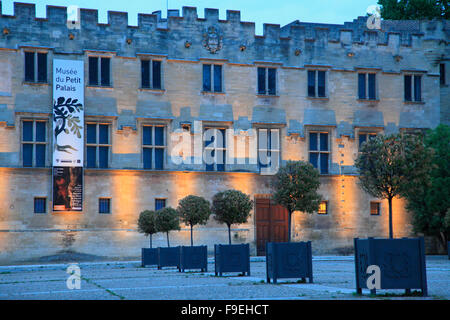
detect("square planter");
top-left (354, 237), bottom-right (427, 296)
top-left (141, 248), bottom-right (158, 267)
top-left (180, 245), bottom-right (208, 272)
top-left (266, 241), bottom-right (313, 284)
top-left (214, 244), bottom-right (250, 276)
top-left (157, 247), bottom-right (181, 270)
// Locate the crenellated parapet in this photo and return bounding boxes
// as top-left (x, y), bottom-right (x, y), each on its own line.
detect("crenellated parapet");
top-left (0, 2), bottom-right (448, 69)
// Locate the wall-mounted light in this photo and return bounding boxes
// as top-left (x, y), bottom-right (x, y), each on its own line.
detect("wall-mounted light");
top-left (3, 28), bottom-right (10, 35)
top-left (347, 51), bottom-right (355, 57)
top-left (185, 41), bottom-right (192, 48)
top-left (68, 33), bottom-right (75, 40)
top-left (294, 48), bottom-right (302, 56)
top-left (394, 54), bottom-right (403, 62)
top-left (240, 45), bottom-right (246, 52)
top-left (126, 38), bottom-right (132, 45)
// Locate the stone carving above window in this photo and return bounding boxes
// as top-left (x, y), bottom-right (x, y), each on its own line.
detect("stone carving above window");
top-left (203, 26), bottom-right (223, 54)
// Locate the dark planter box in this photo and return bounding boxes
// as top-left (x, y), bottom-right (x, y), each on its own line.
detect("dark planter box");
top-left (266, 241), bottom-right (313, 284)
top-left (214, 244), bottom-right (250, 276)
top-left (180, 245), bottom-right (208, 272)
top-left (354, 237), bottom-right (427, 296)
top-left (141, 248), bottom-right (158, 267)
top-left (157, 247), bottom-right (181, 270)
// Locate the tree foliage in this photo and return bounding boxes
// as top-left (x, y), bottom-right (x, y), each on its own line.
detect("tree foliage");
top-left (403, 125), bottom-right (450, 251)
top-left (272, 161), bottom-right (322, 241)
top-left (177, 195), bottom-right (211, 246)
top-left (212, 190), bottom-right (253, 244)
top-left (155, 207), bottom-right (180, 247)
top-left (378, 0), bottom-right (449, 20)
top-left (137, 210), bottom-right (158, 248)
top-left (355, 133), bottom-right (432, 238)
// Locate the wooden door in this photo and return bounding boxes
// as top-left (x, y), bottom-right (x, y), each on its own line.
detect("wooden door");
top-left (255, 198), bottom-right (288, 256)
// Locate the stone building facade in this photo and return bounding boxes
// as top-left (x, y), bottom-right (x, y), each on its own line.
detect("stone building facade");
top-left (0, 3), bottom-right (448, 263)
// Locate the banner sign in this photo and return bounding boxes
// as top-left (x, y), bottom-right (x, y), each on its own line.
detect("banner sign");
top-left (52, 59), bottom-right (84, 167)
top-left (52, 59), bottom-right (84, 212)
top-left (53, 167), bottom-right (83, 211)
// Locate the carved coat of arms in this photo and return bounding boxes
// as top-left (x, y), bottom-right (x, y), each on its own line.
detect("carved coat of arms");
top-left (203, 26), bottom-right (223, 54)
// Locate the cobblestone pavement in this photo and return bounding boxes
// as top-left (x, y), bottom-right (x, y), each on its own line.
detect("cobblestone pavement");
top-left (0, 256), bottom-right (448, 300)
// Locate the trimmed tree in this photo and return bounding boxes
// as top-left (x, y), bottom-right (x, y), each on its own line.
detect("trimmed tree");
top-left (212, 190), bottom-right (253, 245)
top-left (177, 195), bottom-right (211, 246)
top-left (378, 0), bottom-right (448, 20)
top-left (272, 161), bottom-right (322, 242)
top-left (403, 125), bottom-right (450, 252)
top-left (355, 133), bottom-right (432, 239)
top-left (137, 210), bottom-right (158, 248)
top-left (155, 207), bottom-right (181, 247)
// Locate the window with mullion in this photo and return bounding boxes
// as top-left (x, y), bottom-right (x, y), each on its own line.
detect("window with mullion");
top-left (203, 64), bottom-right (223, 93)
top-left (358, 73), bottom-right (377, 100)
top-left (309, 132), bottom-right (329, 174)
top-left (86, 123), bottom-right (110, 168)
top-left (358, 132), bottom-right (377, 150)
top-left (141, 59), bottom-right (162, 89)
top-left (24, 51), bottom-right (47, 83)
top-left (142, 125), bottom-right (166, 170)
top-left (257, 67), bottom-right (277, 96)
top-left (258, 128), bottom-right (280, 170)
top-left (404, 74), bottom-right (422, 102)
top-left (204, 128), bottom-right (226, 172)
top-left (22, 120), bottom-right (47, 167)
top-left (88, 56), bottom-right (111, 87)
top-left (308, 70), bottom-right (327, 98)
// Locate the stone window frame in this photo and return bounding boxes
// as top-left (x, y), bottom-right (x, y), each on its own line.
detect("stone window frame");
top-left (356, 70), bottom-right (379, 101)
top-left (139, 56), bottom-right (165, 91)
top-left (22, 48), bottom-right (49, 85)
top-left (141, 122), bottom-right (167, 170)
top-left (370, 201), bottom-right (381, 216)
top-left (86, 52), bottom-right (114, 88)
top-left (34, 197), bottom-right (47, 214)
top-left (98, 197), bottom-right (111, 214)
top-left (20, 117), bottom-right (50, 168)
top-left (403, 71), bottom-right (425, 103)
top-left (318, 200), bottom-right (328, 215)
top-left (85, 121), bottom-right (112, 168)
top-left (356, 129), bottom-right (379, 152)
top-left (306, 126), bottom-right (332, 175)
top-left (305, 66), bottom-right (330, 99)
top-left (203, 124), bottom-right (229, 172)
top-left (200, 58), bottom-right (227, 95)
top-left (254, 61), bottom-right (281, 97)
top-left (155, 198), bottom-right (167, 211)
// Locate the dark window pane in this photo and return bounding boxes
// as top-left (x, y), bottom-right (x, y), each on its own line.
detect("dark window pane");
top-left (258, 68), bottom-right (266, 94)
top-left (143, 126), bottom-right (152, 145)
top-left (155, 199), bottom-right (166, 211)
top-left (23, 144), bottom-right (33, 167)
top-left (101, 58), bottom-right (110, 86)
top-left (218, 129), bottom-right (226, 148)
top-left (359, 134), bottom-right (367, 149)
top-left (152, 60), bottom-right (161, 89)
top-left (37, 53), bottom-right (47, 82)
top-left (216, 150), bottom-right (225, 172)
top-left (370, 202), bottom-right (380, 215)
top-left (309, 152), bottom-right (318, 169)
top-left (86, 124), bottom-right (96, 144)
top-left (154, 127), bottom-right (164, 146)
top-left (414, 75), bottom-right (421, 101)
top-left (35, 122), bottom-right (46, 142)
top-left (25, 52), bottom-right (35, 82)
top-left (34, 198), bottom-right (46, 214)
top-left (141, 60), bottom-right (150, 88)
top-left (319, 133), bottom-right (328, 151)
top-left (440, 63), bottom-right (446, 85)
top-left (358, 73), bottom-right (366, 99)
top-left (87, 146), bottom-right (96, 168)
top-left (203, 64), bottom-right (211, 91)
top-left (318, 71), bottom-right (326, 97)
top-left (143, 148), bottom-right (152, 169)
top-left (214, 65), bottom-right (222, 92)
top-left (268, 68), bottom-right (276, 95)
top-left (23, 121), bottom-right (33, 141)
top-left (309, 132), bottom-right (318, 151)
top-left (155, 148), bottom-right (164, 169)
top-left (89, 57), bottom-right (98, 85)
top-left (368, 73), bottom-right (376, 99)
top-left (35, 144), bottom-right (45, 167)
top-left (205, 149), bottom-right (215, 171)
top-left (320, 153), bottom-right (329, 174)
top-left (308, 70), bottom-right (315, 97)
top-left (99, 198), bottom-right (110, 214)
top-left (98, 146), bottom-right (108, 168)
top-left (404, 75), bottom-right (412, 101)
top-left (204, 129), bottom-right (215, 148)
top-left (99, 125), bottom-right (109, 144)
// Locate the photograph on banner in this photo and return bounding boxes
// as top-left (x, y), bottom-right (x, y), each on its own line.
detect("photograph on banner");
top-left (53, 166), bottom-right (83, 212)
top-left (52, 59), bottom-right (84, 167)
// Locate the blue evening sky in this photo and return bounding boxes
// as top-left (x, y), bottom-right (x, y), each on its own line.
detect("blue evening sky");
top-left (1, 0), bottom-right (378, 34)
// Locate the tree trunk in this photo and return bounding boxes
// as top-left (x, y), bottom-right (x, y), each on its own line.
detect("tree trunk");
top-left (166, 232), bottom-right (170, 247)
top-left (388, 197), bottom-right (393, 239)
top-left (288, 210), bottom-right (292, 242)
top-left (227, 224), bottom-right (232, 245)
top-left (149, 234), bottom-right (152, 248)
top-left (190, 224), bottom-right (194, 246)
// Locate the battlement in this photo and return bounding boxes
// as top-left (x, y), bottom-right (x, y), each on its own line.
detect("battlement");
top-left (0, 1), bottom-right (448, 65)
